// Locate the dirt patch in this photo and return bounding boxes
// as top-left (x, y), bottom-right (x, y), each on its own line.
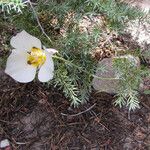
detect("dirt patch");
top-left (0, 69), bottom-right (150, 150)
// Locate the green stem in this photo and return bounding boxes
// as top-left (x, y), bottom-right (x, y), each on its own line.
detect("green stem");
top-left (52, 55), bottom-right (119, 81)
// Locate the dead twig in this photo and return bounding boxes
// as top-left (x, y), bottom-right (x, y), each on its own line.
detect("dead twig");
top-left (61, 103), bottom-right (96, 117)
top-left (28, 0), bottom-right (52, 43)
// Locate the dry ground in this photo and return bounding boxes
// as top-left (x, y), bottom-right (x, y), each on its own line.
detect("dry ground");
top-left (0, 69), bottom-right (150, 150)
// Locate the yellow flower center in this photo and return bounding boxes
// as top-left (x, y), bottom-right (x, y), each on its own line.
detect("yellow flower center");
top-left (27, 47), bottom-right (46, 67)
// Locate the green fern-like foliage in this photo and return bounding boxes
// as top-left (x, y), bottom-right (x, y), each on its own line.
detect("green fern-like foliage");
top-left (0, 0), bottom-right (26, 13)
top-left (53, 29), bottom-right (97, 106)
top-left (113, 57), bottom-right (150, 110)
top-left (53, 64), bottom-right (81, 106)
top-left (67, 0), bottom-right (143, 30)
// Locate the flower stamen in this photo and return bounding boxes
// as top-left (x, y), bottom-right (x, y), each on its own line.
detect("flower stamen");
top-left (27, 47), bottom-right (46, 67)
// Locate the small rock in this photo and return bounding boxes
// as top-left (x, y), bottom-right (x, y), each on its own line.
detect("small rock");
top-left (92, 55), bottom-right (140, 93)
top-left (0, 139), bottom-right (10, 148)
top-left (92, 58), bottom-right (119, 93)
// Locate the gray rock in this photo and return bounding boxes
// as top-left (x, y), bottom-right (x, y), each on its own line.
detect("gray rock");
top-left (92, 55), bottom-right (140, 93)
top-left (92, 58), bottom-right (119, 93)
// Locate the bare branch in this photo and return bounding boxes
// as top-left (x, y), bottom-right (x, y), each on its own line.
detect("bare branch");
top-left (28, 0), bottom-right (52, 43)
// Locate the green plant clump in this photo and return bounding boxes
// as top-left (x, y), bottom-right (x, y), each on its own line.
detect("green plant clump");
top-left (0, 0), bottom-right (149, 110)
top-left (113, 57), bottom-right (150, 110)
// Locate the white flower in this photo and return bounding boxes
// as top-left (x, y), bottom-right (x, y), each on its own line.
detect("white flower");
top-left (5, 30), bottom-right (57, 83)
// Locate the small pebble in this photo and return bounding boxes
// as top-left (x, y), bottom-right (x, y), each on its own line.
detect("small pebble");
top-left (0, 139), bottom-right (10, 148)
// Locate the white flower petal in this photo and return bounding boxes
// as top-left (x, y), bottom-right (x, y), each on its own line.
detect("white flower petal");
top-left (38, 51), bottom-right (54, 82)
top-left (45, 48), bottom-right (58, 54)
top-left (10, 30), bottom-right (42, 51)
top-left (5, 50), bottom-right (36, 83)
